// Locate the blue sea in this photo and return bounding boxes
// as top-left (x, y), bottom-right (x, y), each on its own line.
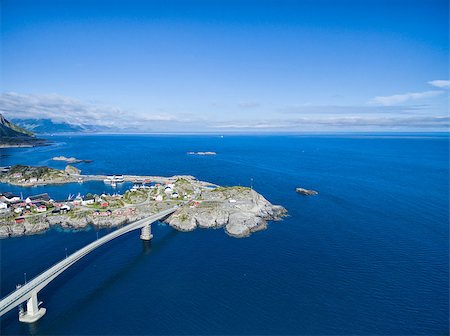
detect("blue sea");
top-left (0, 134), bottom-right (448, 335)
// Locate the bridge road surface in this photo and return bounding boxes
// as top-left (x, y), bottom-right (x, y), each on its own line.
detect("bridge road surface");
top-left (0, 206), bottom-right (178, 319)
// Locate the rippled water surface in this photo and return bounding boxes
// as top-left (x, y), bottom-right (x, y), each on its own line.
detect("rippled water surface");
top-left (0, 134), bottom-right (448, 335)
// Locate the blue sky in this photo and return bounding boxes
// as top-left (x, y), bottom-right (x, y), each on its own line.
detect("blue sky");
top-left (1, 0), bottom-right (448, 132)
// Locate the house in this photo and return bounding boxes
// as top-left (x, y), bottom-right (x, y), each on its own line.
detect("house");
top-left (36, 205), bottom-right (47, 212)
top-left (1, 192), bottom-right (21, 203)
top-left (155, 194), bottom-right (163, 202)
top-left (0, 201), bottom-right (7, 210)
top-left (28, 193), bottom-right (51, 203)
top-left (15, 217), bottom-right (25, 223)
top-left (14, 207), bottom-right (23, 214)
top-left (100, 201), bottom-right (109, 207)
top-left (171, 193), bottom-right (179, 198)
top-left (81, 195), bottom-right (95, 206)
top-left (60, 204), bottom-right (71, 213)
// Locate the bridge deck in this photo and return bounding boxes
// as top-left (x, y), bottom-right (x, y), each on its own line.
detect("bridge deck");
top-left (0, 206), bottom-right (177, 318)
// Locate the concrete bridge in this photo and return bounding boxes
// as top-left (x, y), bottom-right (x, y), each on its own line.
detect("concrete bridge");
top-left (0, 206), bottom-right (178, 323)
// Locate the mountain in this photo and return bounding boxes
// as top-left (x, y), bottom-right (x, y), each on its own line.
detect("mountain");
top-left (0, 114), bottom-right (34, 137)
top-left (10, 118), bottom-right (114, 134)
top-left (0, 114), bottom-right (46, 147)
top-left (10, 119), bottom-right (84, 134)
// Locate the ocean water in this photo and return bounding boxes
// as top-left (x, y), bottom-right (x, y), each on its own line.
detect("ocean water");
top-left (0, 134), bottom-right (448, 335)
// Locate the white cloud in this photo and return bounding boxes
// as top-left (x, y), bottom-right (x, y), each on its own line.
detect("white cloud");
top-left (369, 90), bottom-right (444, 106)
top-left (212, 116), bottom-right (450, 130)
top-left (1, 91), bottom-right (448, 133)
top-left (280, 104), bottom-right (428, 115)
top-left (0, 92), bottom-right (176, 128)
top-left (428, 80), bottom-right (450, 88)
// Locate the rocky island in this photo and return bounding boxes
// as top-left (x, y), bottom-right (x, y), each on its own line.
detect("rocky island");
top-left (296, 187), bottom-right (318, 196)
top-left (0, 165), bottom-right (286, 239)
top-left (52, 156), bottom-right (93, 164)
top-left (187, 151), bottom-right (217, 155)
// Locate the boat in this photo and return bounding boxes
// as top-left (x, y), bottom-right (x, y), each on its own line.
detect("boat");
top-left (103, 175), bottom-right (125, 184)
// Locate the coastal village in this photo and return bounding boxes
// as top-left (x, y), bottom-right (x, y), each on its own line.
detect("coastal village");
top-left (0, 165), bottom-right (287, 238)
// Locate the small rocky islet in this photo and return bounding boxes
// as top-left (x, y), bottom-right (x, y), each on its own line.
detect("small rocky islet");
top-left (0, 165), bottom-right (287, 239)
top-left (295, 187), bottom-right (319, 196)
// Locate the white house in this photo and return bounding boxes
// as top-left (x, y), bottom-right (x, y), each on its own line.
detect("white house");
top-left (1, 194), bottom-right (21, 203)
top-left (155, 195), bottom-right (163, 202)
top-left (36, 205), bottom-right (47, 213)
top-left (60, 205), bottom-right (71, 212)
top-left (0, 201), bottom-right (7, 210)
top-left (81, 199), bottom-right (95, 206)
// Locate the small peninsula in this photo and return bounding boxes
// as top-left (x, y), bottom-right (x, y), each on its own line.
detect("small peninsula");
top-left (0, 165), bottom-right (286, 238)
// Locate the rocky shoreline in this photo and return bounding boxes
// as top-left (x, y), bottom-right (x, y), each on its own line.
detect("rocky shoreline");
top-left (0, 166), bottom-right (287, 239)
top-left (167, 188), bottom-right (286, 238)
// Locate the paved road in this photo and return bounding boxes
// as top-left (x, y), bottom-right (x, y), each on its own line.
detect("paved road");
top-left (0, 206), bottom-right (178, 318)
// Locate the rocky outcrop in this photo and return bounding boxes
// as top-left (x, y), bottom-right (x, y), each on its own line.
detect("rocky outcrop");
top-left (166, 187), bottom-right (286, 238)
top-left (187, 151), bottom-right (217, 155)
top-left (65, 165), bottom-right (81, 175)
top-left (225, 223), bottom-right (250, 238)
top-left (53, 156), bottom-right (92, 164)
top-left (296, 187), bottom-right (318, 196)
top-left (0, 165), bottom-right (73, 186)
top-left (0, 209), bottom-right (155, 238)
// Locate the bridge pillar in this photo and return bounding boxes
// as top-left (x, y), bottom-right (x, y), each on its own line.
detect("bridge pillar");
top-left (140, 223), bottom-right (153, 241)
top-left (19, 291), bottom-right (46, 323)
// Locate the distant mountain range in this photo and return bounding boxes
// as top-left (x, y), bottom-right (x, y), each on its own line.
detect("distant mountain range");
top-left (11, 119), bottom-right (86, 134)
top-left (10, 118), bottom-right (116, 134)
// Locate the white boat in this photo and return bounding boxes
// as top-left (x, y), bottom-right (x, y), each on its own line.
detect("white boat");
top-left (104, 175), bottom-right (124, 184)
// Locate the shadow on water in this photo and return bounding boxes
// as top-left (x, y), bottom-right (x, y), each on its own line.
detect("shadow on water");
top-left (1, 227), bottom-right (180, 335)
